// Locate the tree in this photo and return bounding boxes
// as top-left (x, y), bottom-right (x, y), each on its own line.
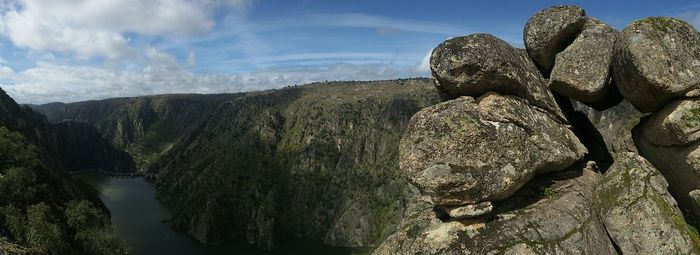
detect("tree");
top-left (26, 202), bottom-right (67, 253)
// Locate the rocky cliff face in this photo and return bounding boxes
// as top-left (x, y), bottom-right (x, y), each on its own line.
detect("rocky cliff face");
top-left (152, 79), bottom-right (439, 249)
top-left (34, 94), bottom-right (238, 170)
top-left (36, 79), bottom-right (440, 250)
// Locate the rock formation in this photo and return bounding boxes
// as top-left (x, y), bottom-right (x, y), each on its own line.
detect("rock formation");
top-left (524, 5), bottom-right (586, 75)
top-left (376, 5), bottom-right (700, 254)
top-left (400, 94), bottom-right (585, 211)
top-left (430, 34), bottom-right (564, 119)
top-left (549, 17), bottom-right (622, 110)
top-left (595, 152), bottom-right (700, 254)
top-left (613, 17), bottom-right (700, 113)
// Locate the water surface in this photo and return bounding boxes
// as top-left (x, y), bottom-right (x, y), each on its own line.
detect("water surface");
top-left (76, 174), bottom-right (370, 255)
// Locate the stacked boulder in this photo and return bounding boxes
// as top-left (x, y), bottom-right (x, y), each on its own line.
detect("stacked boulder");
top-left (615, 17), bottom-right (700, 227)
top-left (374, 5), bottom-right (700, 255)
top-left (407, 33), bottom-right (586, 219)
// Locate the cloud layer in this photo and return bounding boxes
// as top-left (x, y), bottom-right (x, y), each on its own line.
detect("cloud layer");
top-left (0, 0), bottom-right (443, 104)
top-left (1, 62), bottom-right (426, 103)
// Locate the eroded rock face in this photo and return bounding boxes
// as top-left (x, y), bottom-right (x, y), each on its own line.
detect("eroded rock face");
top-left (638, 98), bottom-right (700, 147)
top-left (373, 165), bottom-right (617, 255)
top-left (430, 34), bottom-right (564, 119)
top-left (400, 93), bottom-right (586, 206)
top-left (524, 5), bottom-right (586, 75)
top-left (550, 18), bottom-right (621, 110)
top-left (613, 17), bottom-right (700, 113)
top-left (595, 152), bottom-right (700, 254)
top-left (634, 109), bottom-right (700, 225)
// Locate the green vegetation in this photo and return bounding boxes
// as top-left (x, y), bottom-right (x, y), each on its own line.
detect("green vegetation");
top-left (147, 80), bottom-right (438, 248)
top-left (0, 101), bottom-right (128, 254)
top-left (683, 107), bottom-right (700, 127)
top-left (542, 187), bottom-right (557, 199)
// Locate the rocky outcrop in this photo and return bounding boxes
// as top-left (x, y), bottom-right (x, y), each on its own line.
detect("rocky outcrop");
top-left (549, 18), bottom-right (621, 110)
top-left (634, 99), bottom-right (700, 225)
top-left (374, 164), bottom-right (617, 255)
top-left (429, 34), bottom-right (564, 119)
top-left (400, 93), bottom-right (585, 208)
top-left (378, 5), bottom-right (700, 255)
top-left (612, 17), bottom-right (700, 113)
top-left (595, 152), bottom-right (700, 254)
top-left (637, 98), bottom-right (700, 146)
top-left (524, 5), bottom-right (586, 75)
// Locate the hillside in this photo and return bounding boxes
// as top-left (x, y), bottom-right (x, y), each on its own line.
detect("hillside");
top-left (33, 94), bottom-right (242, 170)
top-left (0, 88), bottom-right (129, 254)
top-left (37, 79), bottom-right (440, 249)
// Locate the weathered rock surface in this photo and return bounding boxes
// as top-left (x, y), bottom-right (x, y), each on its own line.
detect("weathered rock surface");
top-left (550, 18), bottom-right (622, 110)
top-left (574, 100), bottom-right (646, 153)
top-left (430, 34), bottom-right (564, 120)
top-left (435, 201), bottom-right (493, 220)
top-left (637, 98), bottom-right (700, 146)
top-left (373, 165), bottom-right (617, 255)
top-left (613, 17), bottom-right (700, 113)
top-left (595, 152), bottom-right (700, 254)
top-left (400, 93), bottom-right (586, 206)
top-left (692, 190), bottom-right (700, 220)
top-left (524, 5), bottom-right (586, 75)
top-left (634, 110), bottom-right (700, 225)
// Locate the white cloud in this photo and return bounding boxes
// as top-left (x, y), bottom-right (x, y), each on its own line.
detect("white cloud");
top-left (416, 48), bottom-right (433, 73)
top-left (187, 50), bottom-right (197, 66)
top-left (0, 65), bottom-right (13, 76)
top-left (1, 61), bottom-right (427, 104)
top-left (0, 0), bottom-right (253, 59)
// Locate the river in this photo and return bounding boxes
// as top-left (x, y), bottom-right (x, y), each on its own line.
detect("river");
top-left (75, 174), bottom-right (370, 255)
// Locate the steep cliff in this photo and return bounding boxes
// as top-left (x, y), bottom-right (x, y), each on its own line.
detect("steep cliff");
top-left (153, 79), bottom-right (438, 249)
top-left (37, 79), bottom-right (440, 249)
top-left (0, 88), bottom-right (127, 254)
top-left (34, 94), bottom-right (239, 169)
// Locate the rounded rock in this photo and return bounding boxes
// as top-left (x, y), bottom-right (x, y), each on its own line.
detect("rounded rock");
top-left (399, 93), bottom-right (586, 206)
top-left (524, 5), bottom-right (586, 75)
top-left (613, 17), bottom-right (700, 113)
top-left (430, 33), bottom-right (562, 119)
top-left (549, 18), bottom-right (622, 110)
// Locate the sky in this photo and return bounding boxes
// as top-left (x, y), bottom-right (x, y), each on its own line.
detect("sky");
top-left (1, 0), bottom-right (700, 103)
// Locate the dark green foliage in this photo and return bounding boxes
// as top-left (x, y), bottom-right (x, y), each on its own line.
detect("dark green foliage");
top-left (0, 88), bottom-right (127, 254)
top-left (65, 200), bottom-right (127, 255)
top-left (150, 80), bottom-right (439, 248)
top-left (26, 203), bottom-right (68, 253)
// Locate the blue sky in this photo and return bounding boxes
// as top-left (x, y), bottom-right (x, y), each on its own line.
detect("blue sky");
top-left (1, 0), bottom-right (700, 103)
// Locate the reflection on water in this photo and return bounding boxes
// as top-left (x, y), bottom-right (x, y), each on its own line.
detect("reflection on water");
top-left (75, 174), bottom-right (370, 255)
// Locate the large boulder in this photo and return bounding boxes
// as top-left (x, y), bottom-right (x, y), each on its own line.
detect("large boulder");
top-left (430, 34), bottom-right (564, 120)
top-left (612, 17), bottom-right (700, 113)
top-left (595, 152), bottom-right (700, 254)
top-left (550, 18), bottom-right (622, 110)
top-left (400, 93), bottom-right (586, 207)
top-left (373, 165), bottom-right (617, 255)
top-left (638, 98), bottom-right (700, 146)
top-left (634, 104), bottom-right (700, 225)
top-left (524, 5), bottom-right (586, 75)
